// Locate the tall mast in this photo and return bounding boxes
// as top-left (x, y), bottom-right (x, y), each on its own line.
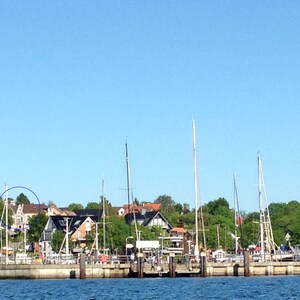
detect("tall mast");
top-left (5, 184), bottom-right (8, 264)
top-left (65, 217), bottom-right (70, 255)
top-left (258, 153), bottom-right (265, 261)
top-left (102, 179), bottom-right (106, 253)
top-left (233, 173), bottom-right (239, 254)
top-left (125, 143), bottom-right (131, 237)
top-left (192, 120), bottom-right (199, 257)
top-left (125, 143), bottom-right (130, 211)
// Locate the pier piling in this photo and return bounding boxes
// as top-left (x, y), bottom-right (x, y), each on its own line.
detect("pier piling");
top-left (169, 252), bottom-right (176, 278)
top-left (80, 253), bottom-right (86, 279)
top-left (200, 253), bottom-right (207, 277)
top-left (137, 253), bottom-right (144, 278)
top-left (243, 251), bottom-right (250, 277)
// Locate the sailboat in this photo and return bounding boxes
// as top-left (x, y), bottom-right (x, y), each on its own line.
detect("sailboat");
top-left (255, 153), bottom-right (294, 262)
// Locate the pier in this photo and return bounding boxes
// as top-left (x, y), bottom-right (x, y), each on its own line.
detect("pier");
top-left (1, 259), bottom-right (300, 279)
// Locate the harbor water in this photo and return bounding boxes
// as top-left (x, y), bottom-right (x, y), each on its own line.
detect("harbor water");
top-left (1, 276), bottom-right (300, 299)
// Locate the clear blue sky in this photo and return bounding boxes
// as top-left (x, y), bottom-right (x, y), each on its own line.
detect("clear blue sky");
top-left (1, 1), bottom-right (299, 213)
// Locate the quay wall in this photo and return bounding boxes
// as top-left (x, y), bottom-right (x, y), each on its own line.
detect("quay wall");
top-left (0, 264), bottom-right (131, 280)
top-left (0, 262), bottom-right (300, 279)
top-left (206, 261), bottom-right (300, 276)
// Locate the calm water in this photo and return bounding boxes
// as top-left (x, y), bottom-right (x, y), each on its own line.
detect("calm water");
top-left (1, 276), bottom-right (299, 299)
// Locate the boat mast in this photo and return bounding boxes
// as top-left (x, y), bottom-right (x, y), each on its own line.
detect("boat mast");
top-left (65, 217), bottom-right (70, 255)
top-left (125, 143), bottom-right (131, 237)
top-left (233, 173), bottom-right (239, 255)
top-left (5, 184), bottom-right (8, 264)
top-left (258, 153), bottom-right (265, 261)
top-left (125, 143), bottom-right (139, 240)
top-left (192, 119), bottom-right (200, 257)
top-left (102, 179), bottom-right (106, 253)
top-left (258, 153), bottom-right (276, 257)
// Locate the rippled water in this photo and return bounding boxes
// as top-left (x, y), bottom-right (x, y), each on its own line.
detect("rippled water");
top-left (1, 276), bottom-right (300, 299)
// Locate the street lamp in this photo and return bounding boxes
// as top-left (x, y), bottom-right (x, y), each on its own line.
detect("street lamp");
top-left (126, 236), bottom-right (134, 262)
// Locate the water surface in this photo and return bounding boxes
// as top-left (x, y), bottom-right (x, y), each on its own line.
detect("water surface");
top-left (1, 276), bottom-right (299, 299)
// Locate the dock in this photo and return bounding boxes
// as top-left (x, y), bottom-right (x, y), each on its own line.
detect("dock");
top-left (0, 260), bottom-right (300, 279)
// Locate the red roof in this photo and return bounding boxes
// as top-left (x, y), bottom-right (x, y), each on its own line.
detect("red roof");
top-left (171, 227), bottom-right (186, 233)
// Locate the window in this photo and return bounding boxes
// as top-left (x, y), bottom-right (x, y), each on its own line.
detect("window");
top-left (59, 220), bottom-right (66, 226)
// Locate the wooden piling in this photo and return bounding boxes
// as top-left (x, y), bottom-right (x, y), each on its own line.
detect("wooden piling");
top-left (244, 251), bottom-right (250, 277)
top-left (200, 253), bottom-right (207, 277)
top-left (169, 252), bottom-right (176, 278)
top-left (137, 252), bottom-right (144, 278)
top-left (79, 253), bottom-right (86, 279)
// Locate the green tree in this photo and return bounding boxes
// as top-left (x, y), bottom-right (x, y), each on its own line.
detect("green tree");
top-left (154, 195), bottom-right (176, 226)
top-left (154, 195), bottom-right (176, 212)
top-left (103, 215), bottom-right (130, 254)
top-left (27, 213), bottom-right (49, 243)
top-left (0, 199), bottom-right (14, 227)
top-left (50, 230), bottom-right (65, 254)
top-left (100, 196), bottom-right (115, 217)
top-left (16, 193), bottom-right (30, 205)
top-left (67, 203), bottom-right (84, 211)
top-left (86, 202), bottom-right (100, 209)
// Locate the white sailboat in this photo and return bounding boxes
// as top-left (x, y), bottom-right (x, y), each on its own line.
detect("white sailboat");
top-left (256, 153), bottom-right (294, 261)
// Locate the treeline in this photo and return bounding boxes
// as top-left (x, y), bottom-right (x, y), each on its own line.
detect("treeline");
top-left (155, 195), bottom-right (300, 250)
top-left (2, 193), bottom-right (300, 253)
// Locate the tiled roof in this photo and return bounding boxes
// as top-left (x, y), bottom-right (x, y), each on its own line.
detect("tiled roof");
top-left (23, 204), bottom-right (48, 214)
top-left (171, 227), bottom-right (186, 233)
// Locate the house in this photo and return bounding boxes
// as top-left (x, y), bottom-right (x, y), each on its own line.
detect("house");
top-left (46, 206), bottom-right (76, 217)
top-left (115, 202), bottom-right (161, 217)
top-left (10, 203), bottom-right (48, 230)
top-left (169, 227), bottom-right (193, 255)
top-left (125, 211), bottom-right (172, 231)
top-left (40, 215), bottom-right (96, 256)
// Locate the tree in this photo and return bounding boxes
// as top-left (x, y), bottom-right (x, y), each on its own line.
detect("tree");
top-left (104, 215), bottom-right (130, 254)
top-left (100, 196), bottom-right (115, 217)
top-left (154, 195), bottom-right (176, 212)
top-left (50, 230), bottom-right (65, 254)
top-left (47, 200), bottom-right (56, 207)
top-left (0, 199), bottom-right (13, 227)
top-left (67, 203), bottom-right (84, 211)
top-left (86, 202), bottom-right (100, 209)
top-left (16, 193), bottom-right (30, 205)
top-left (27, 213), bottom-right (49, 243)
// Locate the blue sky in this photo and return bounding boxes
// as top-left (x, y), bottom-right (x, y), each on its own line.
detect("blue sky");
top-left (1, 1), bottom-right (299, 213)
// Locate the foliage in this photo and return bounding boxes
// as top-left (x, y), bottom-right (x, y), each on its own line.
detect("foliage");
top-left (67, 203), bottom-right (84, 211)
top-left (100, 197), bottom-right (115, 217)
top-left (27, 212), bottom-right (49, 243)
top-left (269, 201), bottom-right (300, 246)
top-left (16, 193), bottom-right (30, 205)
top-left (8, 189), bottom-right (300, 253)
top-left (86, 202), bottom-right (100, 209)
top-left (103, 215), bottom-right (130, 254)
top-left (154, 195), bottom-right (176, 212)
top-left (47, 200), bottom-right (56, 207)
top-left (0, 199), bottom-right (14, 228)
top-left (154, 195), bottom-right (178, 225)
top-left (50, 230), bottom-right (65, 254)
